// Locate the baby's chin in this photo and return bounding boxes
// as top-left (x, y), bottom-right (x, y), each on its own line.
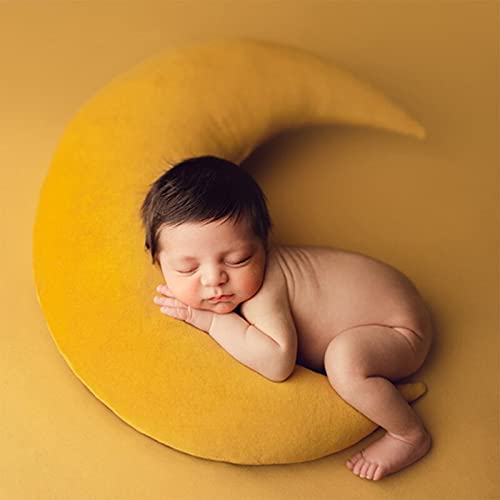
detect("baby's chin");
top-left (198, 298), bottom-right (241, 312)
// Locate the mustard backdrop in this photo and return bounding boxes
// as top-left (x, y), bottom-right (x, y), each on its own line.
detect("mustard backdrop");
top-left (2, 1), bottom-right (498, 499)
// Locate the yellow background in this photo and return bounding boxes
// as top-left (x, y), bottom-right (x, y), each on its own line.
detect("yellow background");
top-left (2, 1), bottom-right (498, 499)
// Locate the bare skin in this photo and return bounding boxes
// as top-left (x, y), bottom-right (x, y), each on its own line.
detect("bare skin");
top-left (154, 219), bottom-right (433, 480)
top-left (273, 245), bottom-right (433, 481)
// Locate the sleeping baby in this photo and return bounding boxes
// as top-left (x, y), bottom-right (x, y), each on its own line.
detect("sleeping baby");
top-left (140, 155), bottom-right (433, 481)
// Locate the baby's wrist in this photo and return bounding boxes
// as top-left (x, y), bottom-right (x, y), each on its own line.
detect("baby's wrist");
top-left (188, 307), bottom-right (214, 333)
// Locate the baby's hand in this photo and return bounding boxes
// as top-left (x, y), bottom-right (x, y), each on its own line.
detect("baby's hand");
top-left (153, 284), bottom-right (214, 333)
top-left (153, 284), bottom-right (190, 320)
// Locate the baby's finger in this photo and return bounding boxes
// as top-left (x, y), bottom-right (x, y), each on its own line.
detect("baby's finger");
top-left (154, 296), bottom-right (184, 308)
top-left (160, 305), bottom-right (189, 321)
top-left (156, 284), bottom-right (173, 296)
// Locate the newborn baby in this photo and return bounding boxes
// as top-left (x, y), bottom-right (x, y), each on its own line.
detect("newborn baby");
top-left (141, 155), bottom-right (433, 481)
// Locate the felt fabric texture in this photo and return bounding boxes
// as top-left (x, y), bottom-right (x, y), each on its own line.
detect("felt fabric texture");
top-left (33, 37), bottom-right (427, 465)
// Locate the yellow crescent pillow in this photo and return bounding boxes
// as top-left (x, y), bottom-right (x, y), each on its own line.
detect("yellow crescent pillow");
top-left (33, 37), bottom-right (427, 465)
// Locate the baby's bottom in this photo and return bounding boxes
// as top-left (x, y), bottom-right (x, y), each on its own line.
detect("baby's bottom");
top-left (323, 323), bottom-right (433, 481)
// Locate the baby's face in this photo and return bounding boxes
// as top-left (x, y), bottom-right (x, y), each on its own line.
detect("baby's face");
top-left (156, 218), bottom-right (267, 312)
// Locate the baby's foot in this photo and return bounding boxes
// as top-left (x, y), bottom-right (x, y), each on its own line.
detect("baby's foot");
top-left (346, 428), bottom-right (432, 481)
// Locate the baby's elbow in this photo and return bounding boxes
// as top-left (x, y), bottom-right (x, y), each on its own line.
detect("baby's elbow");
top-left (261, 343), bottom-right (297, 382)
top-left (269, 369), bottom-right (294, 383)
top-left (266, 373), bottom-right (287, 383)
top-left (268, 358), bottom-right (296, 383)
top-left (277, 345), bottom-right (297, 382)
top-left (275, 369), bottom-right (295, 383)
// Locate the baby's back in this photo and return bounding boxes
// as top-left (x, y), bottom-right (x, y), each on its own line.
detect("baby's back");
top-left (271, 244), bottom-right (431, 373)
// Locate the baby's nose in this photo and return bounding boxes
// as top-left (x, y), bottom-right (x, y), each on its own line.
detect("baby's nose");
top-left (201, 269), bottom-right (228, 287)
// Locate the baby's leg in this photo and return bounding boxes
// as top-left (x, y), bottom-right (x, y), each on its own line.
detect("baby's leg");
top-left (323, 324), bottom-right (432, 481)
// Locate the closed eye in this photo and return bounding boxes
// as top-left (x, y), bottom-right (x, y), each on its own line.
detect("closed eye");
top-left (175, 256), bottom-right (251, 275)
top-left (227, 256), bottom-right (251, 266)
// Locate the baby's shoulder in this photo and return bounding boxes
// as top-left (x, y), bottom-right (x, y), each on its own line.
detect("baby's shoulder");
top-left (239, 244), bottom-right (298, 348)
top-left (240, 244), bottom-right (290, 319)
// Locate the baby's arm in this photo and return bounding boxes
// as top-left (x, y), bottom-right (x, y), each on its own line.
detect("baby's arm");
top-left (208, 254), bottom-right (298, 382)
top-left (154, 285), bottom-right (293, 382)
top-left (208, 311), bottom-right (293, 382)
top-left (222, 254), bottom-right (297, 382)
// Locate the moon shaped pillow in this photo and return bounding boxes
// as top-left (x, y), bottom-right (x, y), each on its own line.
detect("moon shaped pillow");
top-left (33, 37), bottom-right (427, 465)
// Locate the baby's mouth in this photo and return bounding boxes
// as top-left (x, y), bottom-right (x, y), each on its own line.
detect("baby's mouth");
top-left (208, 294), bottom-right (233, 303)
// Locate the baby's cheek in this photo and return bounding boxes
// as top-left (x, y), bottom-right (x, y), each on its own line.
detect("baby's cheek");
top-left (164, 277), bottom-right (197, 305)
top-left (180, 289), bottom-right (200, 307)
top-left (239, 268), bottom-right (265, 299)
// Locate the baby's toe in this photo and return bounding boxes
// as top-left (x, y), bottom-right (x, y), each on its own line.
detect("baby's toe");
top-left (365, 462), bottom-right (378, 480)
top-left (372, 463), bottom-right (386, 481)
top-left (346, 451), bottom-right (363, 470)
top-left (359, 460), bottom-right (371, 478)
top-left (353, 456), bottom-right (366, 475)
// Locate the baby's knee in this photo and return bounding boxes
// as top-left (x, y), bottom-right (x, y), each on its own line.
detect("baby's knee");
top-left (323, 334), bottom-right (367, 383)
top-left (324, 323), bottom-right (427, 383)
top-left (393, 319), bottom-right (433, 369)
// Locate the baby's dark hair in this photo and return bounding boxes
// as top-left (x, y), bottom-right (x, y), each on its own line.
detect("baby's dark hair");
top-left (140, 155), bottom-right (273, 266)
